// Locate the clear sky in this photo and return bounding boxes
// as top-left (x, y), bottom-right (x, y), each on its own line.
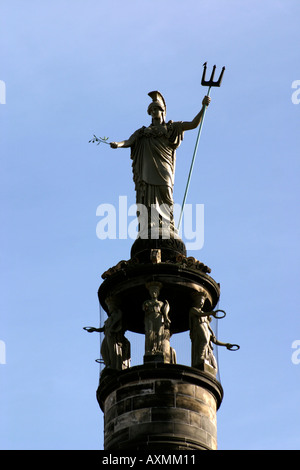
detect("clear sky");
top-left (1, 0), bottom-right (300, 450)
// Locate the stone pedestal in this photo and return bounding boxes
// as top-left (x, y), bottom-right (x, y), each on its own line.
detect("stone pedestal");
top-left (97, 363), bottom-right (223, 451)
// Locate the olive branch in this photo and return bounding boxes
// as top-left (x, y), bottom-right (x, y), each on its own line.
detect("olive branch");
top-left (89, 135), bottom-right (110, 145)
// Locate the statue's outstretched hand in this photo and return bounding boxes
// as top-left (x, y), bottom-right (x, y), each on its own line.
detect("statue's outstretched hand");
top-left (202, 96), bottom-right (211, 107)
top-left (110, 142), bottom-right (118, 149)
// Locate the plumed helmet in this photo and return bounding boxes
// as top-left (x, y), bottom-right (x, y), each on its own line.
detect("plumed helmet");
top-left (147, 91), bottom-right (166, 117)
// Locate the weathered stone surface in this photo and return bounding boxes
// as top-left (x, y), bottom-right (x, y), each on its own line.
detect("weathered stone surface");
top-left (151, 407), bottom-right (190, 424)
top-left (131, 392), bottom-right (176, 410)
top-left (195, 384), bottom-right (217, 408)
top-left (98, 363), bottom-right (222, 451)
top-left (114, 408), bottom-right (151, 434)
top-left (116, 382), bottom-right (154, 402)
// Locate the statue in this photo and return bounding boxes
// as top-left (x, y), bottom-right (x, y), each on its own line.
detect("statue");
top-left (189, 295), bottom-right (239, 373)
top-left (143, 281), bottom-right (175, 362)
top-left (84, 297), bottom-right (130, 370)
top-left (189, 306), bottom-right (218, 372)
top-left (162, 327), bottom-right (177, 365)
top-left (110, 92), bottom-right (211, 237)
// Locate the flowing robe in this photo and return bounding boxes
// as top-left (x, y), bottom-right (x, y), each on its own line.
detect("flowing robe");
top-left (189, 308), bottom-right (218, 371)
top-left (129, 121), bottom-right (184, 231)
top-left (100, 309), bottom-right (130, 370)
top-left (143, 298), bottom-right (165, 355)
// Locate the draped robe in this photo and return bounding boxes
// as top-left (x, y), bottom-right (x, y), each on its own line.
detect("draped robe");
top-left (129, 121), bottom-right (184, 233)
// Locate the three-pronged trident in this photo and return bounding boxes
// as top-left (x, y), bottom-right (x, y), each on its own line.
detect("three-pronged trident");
top-left (201, 62), bottom-right (225, 88)
top-left (177, 63), bottom-right (225, 231)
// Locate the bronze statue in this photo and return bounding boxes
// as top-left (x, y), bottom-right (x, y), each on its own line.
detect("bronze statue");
top-left (110, 92), bottom-right (211, 235)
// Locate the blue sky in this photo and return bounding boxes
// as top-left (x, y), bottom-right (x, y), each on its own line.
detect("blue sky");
top-left (1, 0), bottom-right (300, 450)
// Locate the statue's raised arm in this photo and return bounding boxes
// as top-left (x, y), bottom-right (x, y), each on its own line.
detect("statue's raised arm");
top-left (181, 95), bottom-right (211, 131)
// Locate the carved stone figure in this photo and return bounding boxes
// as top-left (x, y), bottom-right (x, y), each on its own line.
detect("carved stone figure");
top-left (85, 297), bottom-right (130, 370)
top-left (162, 327), bottom-right (177, 365)
top-left (110, 92), bottom-right (211, 235)
top-left (189, 295), bottom-right (239, 372)
top-left (102, 297), bottom-right (130, 369)
top-left (150, 248), bottom-right (161, 264)
top-left (189, 306), bottom-right (218, 371)
top-left (143, 281), bottom-right (175, 362)
top-left (189, 293), bottom-right (217, 371)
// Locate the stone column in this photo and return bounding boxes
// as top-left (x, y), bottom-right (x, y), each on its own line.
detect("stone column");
top-left (97, 363), bottom-right (223, 451)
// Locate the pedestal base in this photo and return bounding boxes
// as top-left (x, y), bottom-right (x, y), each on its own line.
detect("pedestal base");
top-left (193, 360), bottom-right (218, 378)
top-left (144, 353), bottom-right (165, 363)
top-left (97, 363), bottom-right (223, 451)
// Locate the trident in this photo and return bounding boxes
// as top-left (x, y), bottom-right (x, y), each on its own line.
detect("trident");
top-left (177, 62), bottom-right (225, 231)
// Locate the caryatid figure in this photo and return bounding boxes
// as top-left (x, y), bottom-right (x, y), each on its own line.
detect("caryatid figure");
top-left (189, 295), bottom-right (239, 372)
top-left (189, 307), bottom-right (218, 371)
top-left (84, 297), bottom-right (130, 370)
top-left (143, 281), bottom-right (175, 362)
top-left (189, 294), bottom-right (218, 371)
top-left (110, 92), bottom-right (211, 236)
